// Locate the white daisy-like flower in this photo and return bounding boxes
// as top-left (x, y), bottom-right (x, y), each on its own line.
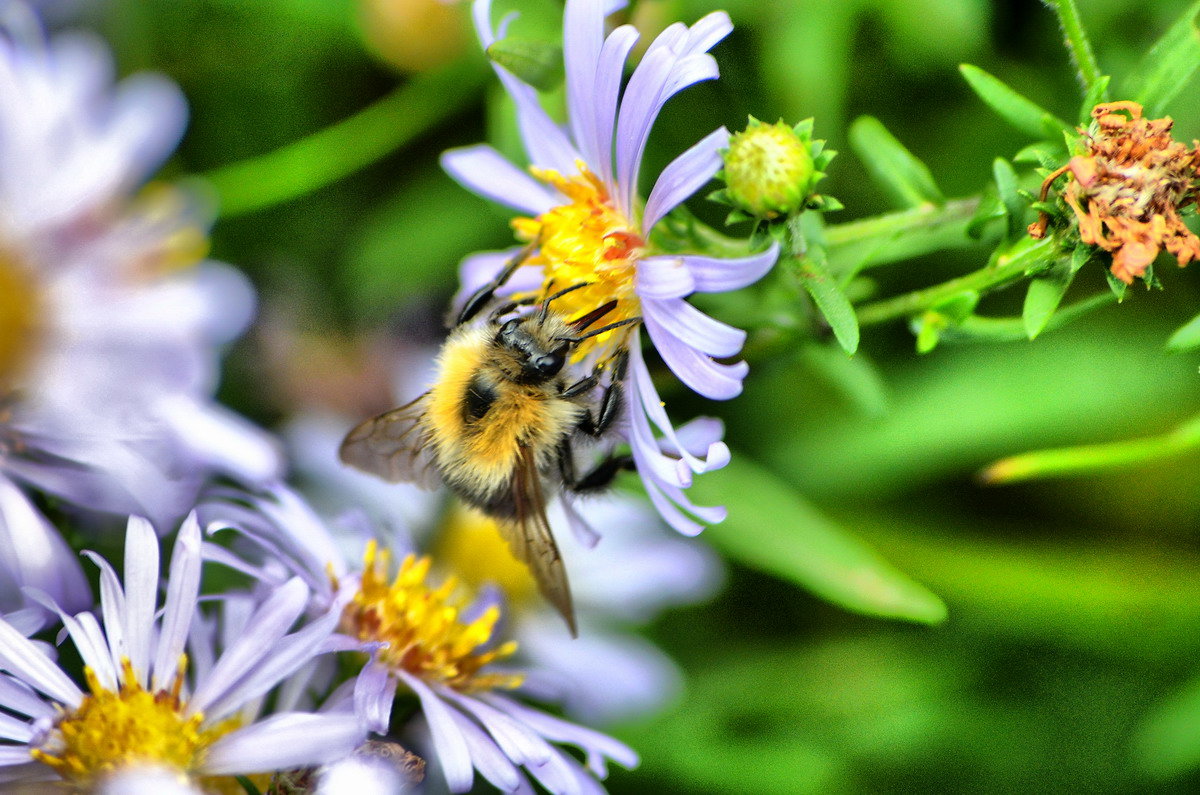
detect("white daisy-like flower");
top-left (0, 513), bottom-right (364, 791)
top-left (0, 6), bottom-right (280, 614)
top-left (200, 485), bottom-right (639, 794)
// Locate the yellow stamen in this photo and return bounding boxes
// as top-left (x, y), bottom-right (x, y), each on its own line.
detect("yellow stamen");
top-left (30, 658), bottom-right (240, 789)
top-left (0, 249), bottom-right (43, 393)
top-left (433, 502), bottom-right (538, 609)
top-left (513, 164), bottom-right (643, 359)
top-left (340, 541), bottom-right (524, 693)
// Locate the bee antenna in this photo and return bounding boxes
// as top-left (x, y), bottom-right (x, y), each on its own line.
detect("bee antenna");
top-left (567, 299), bottom-right (619, 332)
top-left (558, 315), bottom-right (641, 344)
top-left (539, 282), bottom-right (593, 323)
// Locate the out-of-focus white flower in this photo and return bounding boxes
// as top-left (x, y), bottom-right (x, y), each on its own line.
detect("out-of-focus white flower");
top-left (0, 8), bottom-right (280, 613)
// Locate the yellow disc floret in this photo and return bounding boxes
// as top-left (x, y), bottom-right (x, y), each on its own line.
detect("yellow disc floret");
top-left (433, 502), bottom-right (538, 609)
top-left (31, 659), bottom-right (238, 788)
top-left (0, 249), bottom-right (43, 392)
top-left (341, 541), bottom-right (524, 693)
top-left (512, 164), bottom-right (644, 360)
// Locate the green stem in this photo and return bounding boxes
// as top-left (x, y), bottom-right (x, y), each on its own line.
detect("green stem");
top-left (981, 412), bottom-right (1200, 484)
top-left (821, 196), bottom-right (988, 276)
top-left (854, 235), bottom-right (1058, 327)
top-left (1042, 0), bottom-right (1102, 91)
top-left (202, 58), bottom-right (490, 217)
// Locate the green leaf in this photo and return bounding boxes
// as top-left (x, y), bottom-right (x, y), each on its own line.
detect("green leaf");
top-left (1022, 264), bottom-right (1074, 339)
top-left (795, 250), bottom-right (859, 354)
top-left (799, 344), bottom-right (888, 418)
top-left (914, 312), bottom-right (945, 354)
top-left (1077, 74), bottom-right (1111, 124)
top-left (1134, 671), bottom-right (1200, 779)
top-left (1013, 140), bottom-right (1067, 168)
top-left (966, 188), bottom-right (1006, 239)
top-left (848, 116), bottom-right (944, 209)
top-left (694, 455), bottom-right (947, 624)
top-left (1167, 312), bottom-right (1200, 351)
top-left (485, 37), bottom-right (564, 92)
top-left (1120, 0), bottom-right (1200, 117)
top-left (958, 64), bottom-right (1071, 138)
top-left (992, 158), bottom-right (1024, 240)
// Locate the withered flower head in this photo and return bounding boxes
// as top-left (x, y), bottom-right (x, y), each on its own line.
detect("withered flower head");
top-left (1031, 101), bottom-right (1200, 284)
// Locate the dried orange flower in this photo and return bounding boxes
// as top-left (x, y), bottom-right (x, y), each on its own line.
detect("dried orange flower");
top-left (1030, 101), bottom-right (1200, 283)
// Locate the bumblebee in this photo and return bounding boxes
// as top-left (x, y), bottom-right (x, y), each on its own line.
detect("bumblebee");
top-left (340, 253), bottom-right (638, 635)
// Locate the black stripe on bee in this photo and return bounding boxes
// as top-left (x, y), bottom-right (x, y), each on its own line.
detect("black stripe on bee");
top-left (463, 374), bottom-right (498, 423)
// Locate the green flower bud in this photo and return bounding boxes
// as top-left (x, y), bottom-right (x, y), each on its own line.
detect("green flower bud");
top-left (723, 119), bottom-right (815, 219)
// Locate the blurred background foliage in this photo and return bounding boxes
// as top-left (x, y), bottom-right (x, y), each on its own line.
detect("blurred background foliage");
top-left (72, 0), bottom-right (1200, 790)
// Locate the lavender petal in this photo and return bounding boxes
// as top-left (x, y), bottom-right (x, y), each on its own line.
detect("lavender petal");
top-left (642, 127), bottom-right (729, 231)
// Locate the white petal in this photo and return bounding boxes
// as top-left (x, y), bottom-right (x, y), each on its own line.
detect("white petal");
top-left (152, 513), bottom-right (201, 691)
top-left (122, 516), bottom-right (160, 689)
top-left (202, 712), bottom-right (365, 776)
top-left (0, 620), bottom-right (81, 707)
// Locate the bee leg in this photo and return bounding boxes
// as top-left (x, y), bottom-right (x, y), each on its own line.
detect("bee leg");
top-left (575, 351), bottom-right (629, 437)
top-left (569, 454), bottom-right (635, 494)
top-left (457, 242), bottom-right (537, 325)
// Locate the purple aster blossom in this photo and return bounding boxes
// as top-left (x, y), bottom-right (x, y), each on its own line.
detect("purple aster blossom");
top-left (0, 8), bottom-right (280, 611)
top-left (200, 484), bottom-right (639, 794)
top-left (277, 333), bottom-right (723, 723)
top-left (0, 513), bottom-right (364, 789)
top-left (441, 0), bottom-right (778, 535)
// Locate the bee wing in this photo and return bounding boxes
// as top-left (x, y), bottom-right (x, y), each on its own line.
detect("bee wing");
top-left (338, 393), bottom-right (443, 490)
top-left (502, 446), bottom-right (577, 636)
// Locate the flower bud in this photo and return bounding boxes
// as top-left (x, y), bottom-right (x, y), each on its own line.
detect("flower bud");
top-left (358, 0), bottom-right (469, 74)
top-left (722, 119), bottom-right (815, 220)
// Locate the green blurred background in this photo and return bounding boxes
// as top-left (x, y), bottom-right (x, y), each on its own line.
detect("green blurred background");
top-left (84, 0), bottom-right (1200, 790)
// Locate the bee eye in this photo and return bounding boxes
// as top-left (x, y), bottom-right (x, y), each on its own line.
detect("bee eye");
top-left (532, 351), bottom-right (565, 377)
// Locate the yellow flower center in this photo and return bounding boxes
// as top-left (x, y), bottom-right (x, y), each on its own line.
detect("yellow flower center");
top-left (0, 248), bottom-right (44, 393)
top-left (340, 542), bottom-right (523, 693)
top-left (433, 502), bottom-right (538, 609)
top-left (31, 659), bottom-right (239, 789)
top-left (512, 165), bottom-right (644, 359)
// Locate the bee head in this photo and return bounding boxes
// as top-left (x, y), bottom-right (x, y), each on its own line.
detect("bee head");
top-left (497, 316), bottom-right (570, 384)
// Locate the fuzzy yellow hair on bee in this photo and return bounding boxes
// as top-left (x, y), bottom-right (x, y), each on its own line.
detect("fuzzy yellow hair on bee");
top-left (340, 258), bottom-right (641, 636)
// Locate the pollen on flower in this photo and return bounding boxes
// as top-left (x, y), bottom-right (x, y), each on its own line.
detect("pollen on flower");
top-left (340, 541), bottom-right (524, 693)
top-left (512, 164), bottom-right (644, 360)
top-left (1031, 101), bottom-right (1200, 284)
top-left (0, 249), bottom-right (44, 392)
top-left (433, 502), bottom-right (538, 608)
top-left (30, 658), bottom-right (237, 788)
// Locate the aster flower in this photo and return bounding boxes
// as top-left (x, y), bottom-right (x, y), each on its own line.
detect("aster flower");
top-left (441, 0), bottom-right (779, 535)
top-left (0, 3), bottom-right (280, 608)
top-left (0, 513), bottom-right (364, 791)
top-left (271, 328), bottom-right (723, 723)
top-left (1030, 101), bottom-right (1200, 284)
top-left (200, 485), bottom-right (639, 794)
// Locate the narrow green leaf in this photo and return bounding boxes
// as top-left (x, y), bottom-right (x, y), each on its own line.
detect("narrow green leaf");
top-left (958, 64), bottom-right (1071, 138)
top-left (795, 251), bottom-right (859, 354)
top-left (486, 37), bottom-right (564, 92)
top-left (1167, 312), bottom-right (1200, 351)
top-left (992, 157), bottom-right (1024, 240)
top-left (694, 455), bottom-right (948, 624)
top-left (938, 293), bottom-right (1115, 344)
top-left (1022, 266), bottom-right (1073, 339)
top-left (1120, 0), bottom-right (1200, 116)
top-left (1014, 140), bottom-right (1068, 167)
top-left (848, 116), bottom-right (944, 209)
top-left (799, 344), bottom-right (888, 418)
